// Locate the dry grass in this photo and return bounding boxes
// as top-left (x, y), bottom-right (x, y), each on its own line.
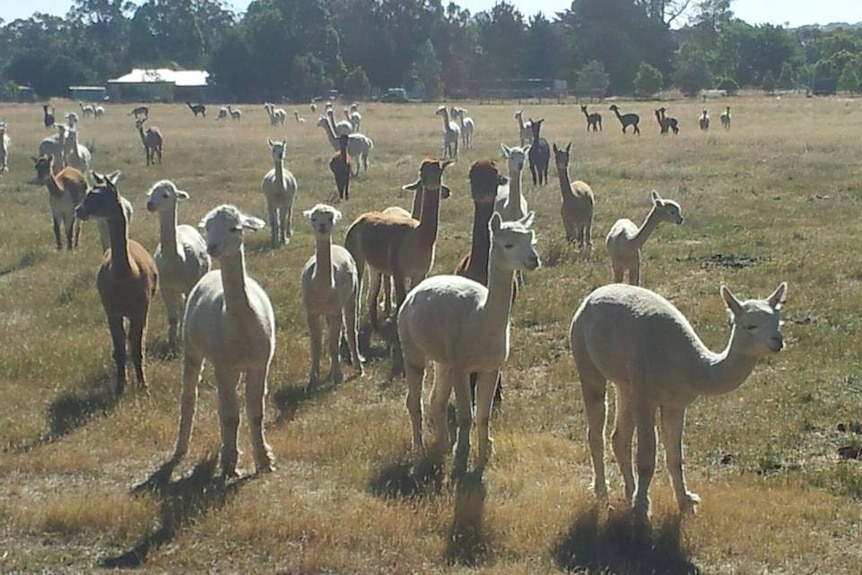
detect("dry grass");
top-left (0, 94), bottom-right (860, 573)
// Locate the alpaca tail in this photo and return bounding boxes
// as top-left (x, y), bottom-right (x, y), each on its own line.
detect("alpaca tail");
top-left (344, 219), bottom-right (365, 327)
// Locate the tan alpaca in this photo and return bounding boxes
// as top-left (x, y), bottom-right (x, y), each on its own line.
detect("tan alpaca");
top-left (32, 155), bottom-right (87, 251)
top-left (605, 189), bottom-right (683, 286)
top-left (135, 118), bottom-right (163, 167)
top-left (553, 143), bottom-right (595, 251)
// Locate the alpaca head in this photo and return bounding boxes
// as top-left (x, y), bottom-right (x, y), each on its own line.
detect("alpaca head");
top-left (31, 155), bottom-right (54, 182)
top-left (469, 159), bottom-right (506, 205)
top-left (303, 204), bottom-right (341, 239)
top-left (135, 118), bottom-right (147, 131)
top-left (75, 170), bottom-right (124, 221)
top-left (416, 158), bottom-right (454, 192)
top-left (435, 105), bottom-right (448, 118)
top-left (489, 211), bottom-right (541, 272)
top-left (721, 282), bottom-right (787, 357)
top-left (529, 118), bottom-right (544, 140)
top-left (552, 142), bottom-right (572, 171)
top-left (609, 104), bottom-right (619, 112)
top-left (199, 204), bottom-right (265, 259)
top-left (501, 144), bottom-right (529, 173)
top-left (146, 179), bottom-right (189, 214)
top-left (580, 105), bottom-right (588, 113)
top-left (649, 190), bottom-right (684, 225)
top-left (267, 138), bottom-right (286, 163)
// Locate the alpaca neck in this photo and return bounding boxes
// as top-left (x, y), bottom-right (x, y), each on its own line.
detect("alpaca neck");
top-left (107, 212), bottom-right (132, 275)
top-left (466, 201), bottom-right (494, 280)
top-left (557, 164), bottom-right (574, 201)
top-left (409, 188), bottom-right (424, 220)
top-left (44, 171), bottom-right (66, 198)
top-left (218, 248), bottom-right (253, 315)
top-left (630, 207), bottom-right (663, 250)
top-left (613, 108), bottom-right (624, 121)
top-left (516, 115), bottom-right (526, 130)
top-left (416, 184), bottom-right (442, 245)
top-left (273, 155), bottom-right (285, 183)
top-left (481, 245), bottom-right (517, 336)
top-left (157, 209), bottom-right (181, 258)
top-left (312, 235), bottom-right (334, 289)
top-left (137, 127), bottom-right (147, 146)
top-left (509, 164), bottom-right (523, 206)
top-left (321, 119), bottom-right (338, 146)
top-left (695, 326), bottom-right (760, 396)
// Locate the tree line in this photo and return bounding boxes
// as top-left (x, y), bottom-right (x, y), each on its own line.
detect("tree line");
top-left (1, 0), bottom-right (861, 102)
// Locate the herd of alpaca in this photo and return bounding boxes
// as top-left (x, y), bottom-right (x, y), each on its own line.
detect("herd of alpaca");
top-left (6, 99), bottom-right (780, 527)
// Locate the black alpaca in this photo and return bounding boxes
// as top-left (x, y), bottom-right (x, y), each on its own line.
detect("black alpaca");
top-left (527, 118), bottom-right (550, 186)
top-left (609, 104), bottom-right (640, 135)
top-left (580, 104), bottom-right (602, 132)
top-left (185, 101), bottom-right (206, 117)
top-left (656, 107), bottom-right (679, 135)
top-left (43, 104), bottom-right (55, 129)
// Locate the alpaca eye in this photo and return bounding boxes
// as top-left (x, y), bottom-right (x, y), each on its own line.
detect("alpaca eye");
top-left (504, 243), bottom-right (514, 249)
top-left (745, 324), bottom-right (758, 331)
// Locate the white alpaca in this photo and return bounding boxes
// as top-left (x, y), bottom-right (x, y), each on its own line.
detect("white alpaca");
top-left (171, 204), bottom-right (276, 477)
top-left (38, 125), bottom-right (67, 169)
top-left (261, 138), bottom-right (298, 248)
top-left (79, 102), bottom-right (95, 119)
top-left (227, 104), bottom-right (242, 121)
top-left (494, 143), bottom-right (530, 222)
top-left (264, 103), bottom-right (287, 125)
top-left (327, 106), bottom-right (353, 136)
top-left (605, 190), bottom-right (683, 286)
top-left (569, 281), bottom-right (787, 519)
top-left (0, 122), bottom-right (10, 174)
top-left (398, 212), bottom-right (541, 476)
top-left (435, 105), bottom-right (460, 160)
top-left (452, 106), bottom-right (474, 149)
top-left (216, 106), bottom-right (228, 121)
top-left (316, 116), bottom-right (373, 176)
top-left (346, 102), bottom-right (361, 132)
top-left (514, 110), bottom-right (532, 148)
top-left (146, 180), bottom-right (211, 350)
top-left (65, 112), bottom-right (79, 129)
top-left (63, 128), bottom-right (92, 174)
top-left (300, 204), bottom-right (364, 388)
top-left (94, 105), bottom-right (105, 119)
top-left (294, 110), bottom-right (305, 123)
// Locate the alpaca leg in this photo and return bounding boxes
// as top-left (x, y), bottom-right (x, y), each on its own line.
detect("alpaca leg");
top-left (107, 315), bottom-right (128, 395)
top-left (267, 203), bottom-right (279, 248)
top-left (215, 365), bottom-right (242, 477)
top-left (282, 201), bottom-right (293, 242)
top-left (367, 272), bottom-right (382, 333)
top-left (612, 264), bottom-right (625, 284)
top-left (163, 288), bottom-right (182, 350)
top-left (326, 313), bottom-right (343, 384)
top-left (575, 346), bottom-right (609, 501)
top-left (474, 369), bottom-right (499, 472)
top-left (659, 405), bottom-right (700, 512)
top-left (129, 313), bottom-right (149, 389)
top-left (64, 217), bottom-right (74, 251)
top-left (172, 354), bottom-right (204, 463)
top-left (368, 272), bottom-right (383, 320)
top-left (632, 399), bottom-right (658, 520)
top-left (52, 217), bottom-right (62, 250)
top-left (404, 354), bottom-right (426, 454)
top-left (611, 388), bottom-right (636, 504)
top-left (631, 259), bottom-right (641, 286)
top-left (245, 367), bottom-right (275, 473)
top-left (428, 362), bottom-right (455, 457)
top-left (584, 220), bottom-right (593, 251)
top-left (306, 313), bottom-right (322, 388)
top-left (73, 218), bottom-right (82, 249)
top-left (451, 368), bottom-right (472, 479)
top-left (343, 294), bottom-right (365, 373)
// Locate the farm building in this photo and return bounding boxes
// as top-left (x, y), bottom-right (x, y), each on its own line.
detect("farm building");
top-left (105, 68), bottom-right (213, 103)
top-left (69, 86), bottom-right (107, 102)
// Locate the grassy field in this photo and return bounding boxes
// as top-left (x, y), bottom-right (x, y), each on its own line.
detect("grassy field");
top-left (0, 94), bottom-right (860, 574)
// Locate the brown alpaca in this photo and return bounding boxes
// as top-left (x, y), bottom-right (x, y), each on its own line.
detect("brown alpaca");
top-left (75, 171), bottom-right (158, 395)
top-left (31, 155), bottom-right (88, 250)
top-left (554, 143), bottom-right (595, 251)
top-left (330, 133), bottom-right (352, 201)
top-left (345, 158), bottom-right (453, 334)
top-left (136, 118), bottom-right (163, 167)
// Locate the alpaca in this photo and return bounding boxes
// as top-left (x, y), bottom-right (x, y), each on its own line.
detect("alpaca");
top-left (38, 125), bottom-right (67, 170)
top-left (435, 105), bottom-right (460, 160)
top-left (264, 103), bottom-right (287, 125)
top-left (0, 122), bottom-right (9, 174)
top-left (146, 180), bottom-right (211, 351)
top-left (527, 118), bottom-right (550, 186)
top-left (345, 158), bottom-right (453, 335)
top-left (294, 110), bottom-right (305, 123)
top-left (129, 106), bottom-right (149, 119)
top-left (75, 171), bottom-right (158, 395)
top-left (553, 143), bottom-right (595, 251)
top-left (605, 189), bottom-right (683, 285)
top-left (186, 101), bottom-right (206, 117)
top-left (261, 138), bottom-right (298, 248)
top-left (43, 104), bottom-right (55, 129)
top-left (494, 144), bottom-right (530, 223)
top-left (63, 128), bottom-right (92, 173)
top-left (720, 105), bottom-right (731, 129)
top-left (329, 134), bottom-right (352, 202)
top-left (513, 110), bottom-right (532, 147)
top-left (452, 106), bottom-right (475, 149)
top-left (398, 211), bottom-right (541, 477)
top-left (569, 281), bottom-right (788, 519)
top-left (216, 106), bottom-right (229, 121)
top-left (65, 112), bottom-right (79, 129)
top-left (699, 109), bottom-right (710, 131)
top-left (31, 155), bottom-right (87, 250)
top-left (655, 107), bottom-right (679, 135)
top-left (79, 102), bottom-right (95, 119)
top-left (327, 106), bottom-right (353, 136)
top-left (609, 104), bottom-right (640, 135)
top-left (316, 116), bottom-right (373, 176)
top-left (170, 204), bottom-right (276, 477)
top-left (94, 105), bottom-right (105, 119)
top-left (345, 103), bottom-right (361, 132)
top-left (227, 105), bottom-right (242, 121)
top-left (300, 204), bottom-right (364, 388)
top-left (581, 104), bottom-right (602, 132)
top-left (135, 118), bottom-right (163, 167)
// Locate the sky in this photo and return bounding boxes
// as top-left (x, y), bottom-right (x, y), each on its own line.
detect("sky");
top-left (1, 0), bottom-right (860, 29)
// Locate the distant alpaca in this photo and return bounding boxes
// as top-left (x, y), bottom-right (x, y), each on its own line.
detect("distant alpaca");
top-left (43, 104), bottom-right (55, 129)
top-left (75, 171), bottom-right (158, 395)
top-left (216, 107), bottom-right (228, 121)
top-left (699, 109), bottom-right (710, 131)
top-left (326, 105), bottom-right (353, 136)
top-left (129, 106), bottom-right (149, 119)
top-left (581, 104), bottom-right (602, 132)
top-left (171, 204), bottom-right (276, 477)
top-left (186, 101), bottom-right (206, 117)
top-left (609, 104), bottom-right (640, 135)
top-left (0, 122), bottom-right (9, 174)
top-left (720, 105), bottom-right (731, 129)
top-left (514, 110), bottom-right (532, 147)
top-left (65, 112), bottom-right (79, 129)
top-left (329, 133), bottom-right (352, 202)
top-left (63, 128), bottom-right (91, 173)
top-left (399, 212), bottom-right (541, 477)
top-left (655, 107), bottom-right (679, 135)
top-left (135, 118), bottom-right (163, 167)
top-left (527, 118), bottom-right (550, 186)
top-left (300, 204), bottom-right (364, 388)
top-left (494, 144), bottom-right (530, 223)
top-left (93, 105), bottom-right (105, 119)
top-left (553, 143), bottom-right (595, 251)
top-left (261, 138), bottom-right (298, 248)
top-left (294, 110), bottom-right (306, 123)
top-left (345, 103), bottom-right (361, 132)
top-left (227, 105), bottom-right (242, 121)
top-left (345, 158), bottom-right (453, 335)
top-left (79, 102), bottom-right (95, 119)
top-left (605, 189), bottom-right (683, 285)
top-left (452, 106), bottom-right (475, 149)
top-left (435, 105), bottom-right (461, 160)
top-left (146, 180), bottom-right (211, 351)
top-left (316, 116), bottom-right (373, 176)
top-left (31, 155), bottom-right (87, 250)
top-left (569, 282), bottom-right (787, 519)
top-left (264, 103), bottom-right (287, 125)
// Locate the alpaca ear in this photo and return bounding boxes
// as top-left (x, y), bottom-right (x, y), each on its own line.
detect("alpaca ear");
top-left (650, 189), bottom-right (663, 206)
top-left (501, 143), bottom-right (510, 157)
top-left (91, 171), bottom-right (105, 184)
top-left (303, 208), bottom-right (314, 220)
top-left (519, 211), bottom-right (535, 229)
top-left (552, 143), bottom-right (559, 153)
top-left (441, 159), bottom-right (455, 170)
top-left (498, 175), bottom-right (509, 186)
top-left (332, 208), bottom-right (343, 223)
top-left (176, 190), bottom-right (190, 200)
top-left (565, 142), bottom-right (572, 154)
top-left (402, 178), bottom-right (422, 192)
top-left (522, 144), bottom-right (531, 155)
top-left (721, 285), bottom-right (744, 317)
top-left (267, 138), bottom-right (274, 148)
top-left (440, 185), bottom-right (451, 199)
top-left (489, 211), bottom-right (502, 234)
top-left (242, 216), bottom-right (266, 231)
top-left (767, 282), bottom-right (787, 310)
top-left (107, 170), bottom-right (122, 185)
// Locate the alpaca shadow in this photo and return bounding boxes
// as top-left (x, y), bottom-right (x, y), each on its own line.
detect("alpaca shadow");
top-left (271, 376), bottom-right (348, 426)
top-left (552, 505), bottom-right (700, 575)
top-left (146, 337), bottom-right (179, 362)
top-left (0, 249), bottom-right (47, 278)
top-left (368, 450), bottom-right (444, 500)
top-left (104, 454), bottom-right (250, 568)
top-left (55, 270), bottom-right (94, 305)
top-left (445, 470), bottom-right (491, 567)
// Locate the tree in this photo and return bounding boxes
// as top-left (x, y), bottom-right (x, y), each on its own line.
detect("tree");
top-left (411, 39), bottom-right (443, 100)
top-left (673, 43), bottom-right (712, 96)
top-left (343, 66), bottom-right (371, 100)
top-left (838, 61), bottom-right (860, 93)
top-left (634, 61), bottom-right (663, 97)
top-left (575, 60), bottom-right (609, 99)
top-left (777, 61), bottom-right (796, 90)
top-left (761, 69), bottom-right (776, 93)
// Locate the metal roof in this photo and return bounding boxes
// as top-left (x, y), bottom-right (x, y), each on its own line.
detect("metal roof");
top-left (108, 69), bottom-right (209, 86)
